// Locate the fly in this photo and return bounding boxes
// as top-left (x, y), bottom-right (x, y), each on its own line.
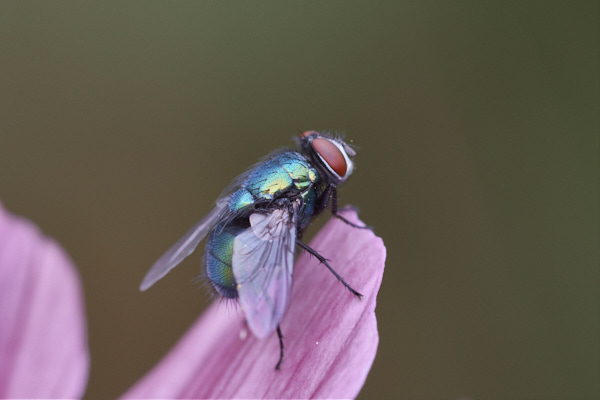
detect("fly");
top-left (140, 130), bottom-right (369, 370)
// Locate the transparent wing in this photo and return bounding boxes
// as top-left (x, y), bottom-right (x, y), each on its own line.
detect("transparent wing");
top-left (232, 208), bottom-right (296, 338)
top-left (139, 198), bottom-right (230, 291)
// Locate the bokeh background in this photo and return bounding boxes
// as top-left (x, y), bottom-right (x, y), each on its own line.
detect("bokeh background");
top-left (1, 2), bottom-right (598, 399)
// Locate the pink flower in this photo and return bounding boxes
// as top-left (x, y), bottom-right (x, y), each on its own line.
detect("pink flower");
top-left (0, 200), bottom-right (385, 399)
top-left (123, 208), bottom-right (386, 399)
top-left (0, 202), bottom-right (89, 398)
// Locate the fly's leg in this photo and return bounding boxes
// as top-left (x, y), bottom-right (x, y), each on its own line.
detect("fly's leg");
top-left (297, 240), bottom-right (363, 299)
top-left (330, 186), bottom-right (372, 230)
top-left (313, 184), bottom-right (334, 215)
top-left (276, 325), bottom-right (284, 371)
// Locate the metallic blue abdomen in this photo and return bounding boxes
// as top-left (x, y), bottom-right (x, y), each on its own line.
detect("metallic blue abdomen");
top-left (205, 222), bottom-right (247, 298)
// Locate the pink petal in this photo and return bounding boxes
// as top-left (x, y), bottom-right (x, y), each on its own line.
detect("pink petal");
top-left (124, 208), bottom-right (386, 399)
top-left (0, 202), bottom-right (89, 398)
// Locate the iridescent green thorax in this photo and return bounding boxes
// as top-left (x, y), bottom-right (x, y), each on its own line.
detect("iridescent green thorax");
top-left (229, 151), bottom-right (319, 212)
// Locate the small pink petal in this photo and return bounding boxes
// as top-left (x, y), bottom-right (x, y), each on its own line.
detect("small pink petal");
top-left (124, 209), bottom-right (386, 399)
top-left (0, 202), bottom-right (89, 398)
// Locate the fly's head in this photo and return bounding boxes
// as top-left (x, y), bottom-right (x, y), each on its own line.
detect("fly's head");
top-left (298, 130), bottom-right (356, 186)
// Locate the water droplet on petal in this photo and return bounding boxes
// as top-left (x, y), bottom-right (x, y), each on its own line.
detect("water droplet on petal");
top-left (239, 327), bottom-right (248, 340)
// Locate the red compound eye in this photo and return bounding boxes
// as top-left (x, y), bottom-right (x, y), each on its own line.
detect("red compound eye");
top-left (312, 138), bottom-right (347, 177)
top-left (301, 130), bottom-right (318, 138)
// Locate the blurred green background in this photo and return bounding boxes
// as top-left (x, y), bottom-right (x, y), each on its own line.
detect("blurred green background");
top-left (1, 2), bottom-right (598, 399)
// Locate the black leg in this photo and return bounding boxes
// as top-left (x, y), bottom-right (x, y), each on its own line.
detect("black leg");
top-left (314, 184), bottom-right (334, 216)
top-left (275, 325), bottom-right (284, 371)
top-left (297, 240), bottom-right (363, 299)
top-left (331, 187), bottom-right (372, 230)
